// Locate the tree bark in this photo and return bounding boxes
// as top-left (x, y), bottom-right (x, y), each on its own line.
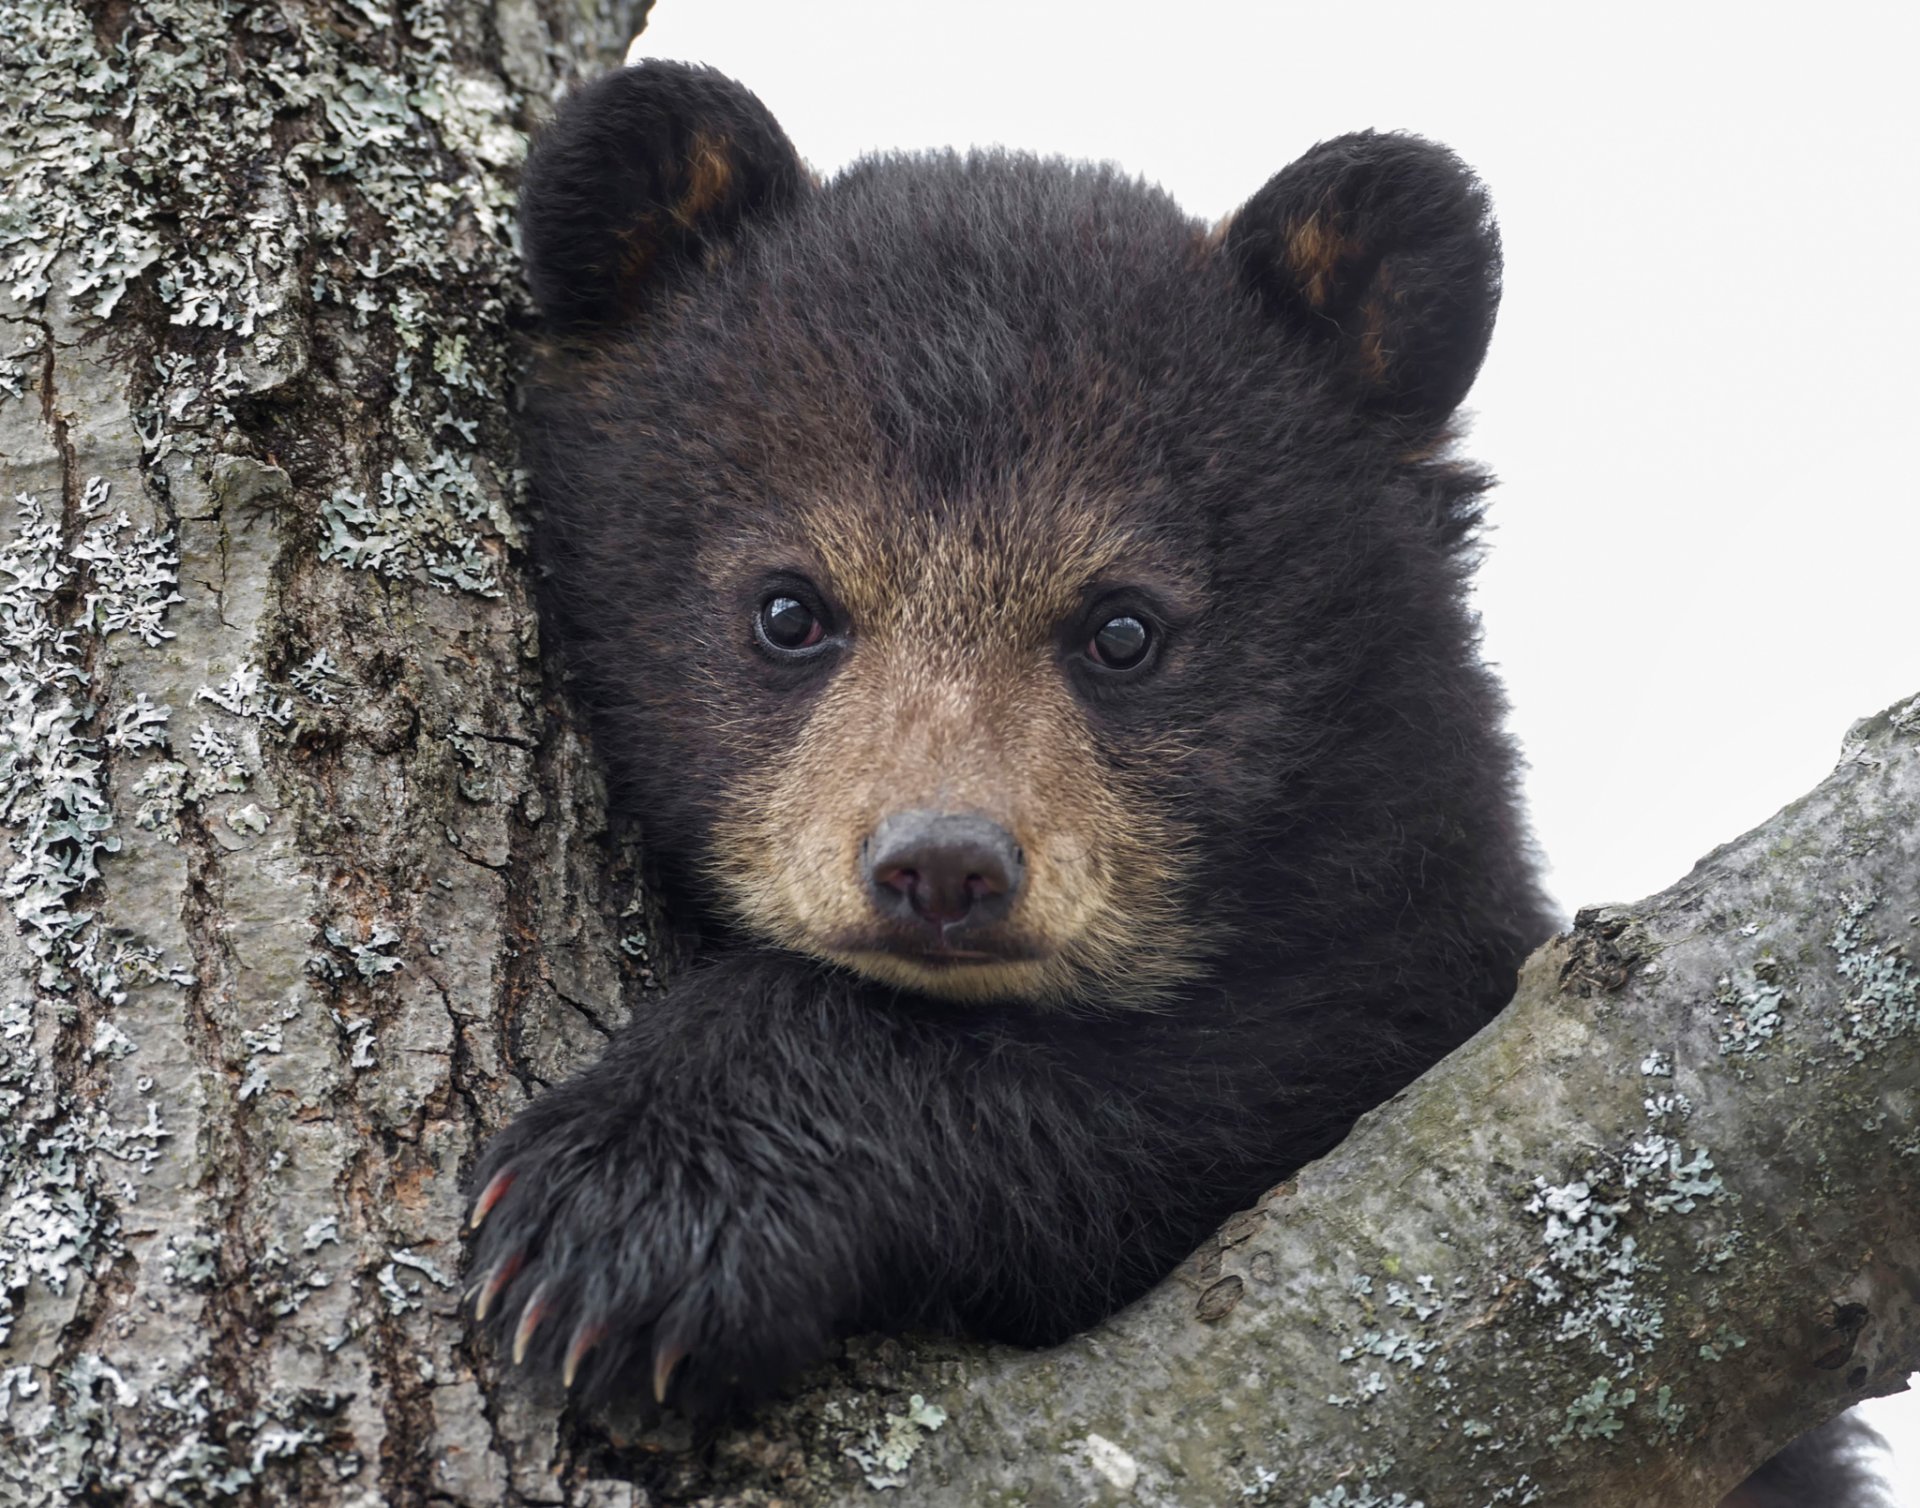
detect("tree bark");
top-left (1, 0), bottom-right (651, 1501)
top-left (2, 4), bottom-right (1916, 1506)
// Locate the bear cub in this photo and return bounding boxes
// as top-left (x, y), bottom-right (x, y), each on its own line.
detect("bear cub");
top-left (469, 59), bottom-right (1558, 1415)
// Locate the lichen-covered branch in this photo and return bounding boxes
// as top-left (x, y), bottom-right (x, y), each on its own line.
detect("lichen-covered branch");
top-left (2, 1), bottom-right (1915, 1503)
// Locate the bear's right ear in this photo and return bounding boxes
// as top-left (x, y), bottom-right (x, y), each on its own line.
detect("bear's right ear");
top-left (520, 62), bottom-right (808, 336)
top-left (1224, 132), bottom-right (1501, 433)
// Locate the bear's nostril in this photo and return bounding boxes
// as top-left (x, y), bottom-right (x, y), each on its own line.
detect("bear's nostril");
top-left (863, 811), bottom-right (1024, 935)
top-left (964, 872), bottom-right (1002, 901)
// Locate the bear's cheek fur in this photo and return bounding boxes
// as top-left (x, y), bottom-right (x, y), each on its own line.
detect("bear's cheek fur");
top-left (700, 622), bottom-right (1213, 1009)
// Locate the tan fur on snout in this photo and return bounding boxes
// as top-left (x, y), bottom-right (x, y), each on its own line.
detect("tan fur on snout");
top-left (706, 494), bottom-right (1212, 1009)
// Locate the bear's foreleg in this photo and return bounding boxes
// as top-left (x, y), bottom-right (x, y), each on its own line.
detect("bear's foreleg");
top-left (464, 951), bottom-right (985, 1413)
top-left (466, 950), bottom-right (1271, 1413)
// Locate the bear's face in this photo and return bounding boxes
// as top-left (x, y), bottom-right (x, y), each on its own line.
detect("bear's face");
top-left (521, 64), bottom-right (1509, 1009)
top-left (698, 487), bottom-right (1213, 1009)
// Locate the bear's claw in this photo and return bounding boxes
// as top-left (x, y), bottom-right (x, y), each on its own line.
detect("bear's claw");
top-left (469, 1168), bottom-right (516, 1231)
top-left (562, 1320), bottom-right (606, 1390)
top-left (512, 1281), bottom-right (552, 1365)
top-left (652, 1332), bottom-right (690, 1405)
top-left (472, 1249), bottom-right (522, 1322)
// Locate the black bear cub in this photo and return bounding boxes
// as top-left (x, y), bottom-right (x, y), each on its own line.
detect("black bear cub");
top-left (472, 58), bottom-right (1554, 1413)
top-left (470, 65), bottom-right (1889, 1501)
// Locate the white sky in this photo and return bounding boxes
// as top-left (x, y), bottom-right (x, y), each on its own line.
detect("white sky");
top-left (632, 1), bottom-right (1920, 1491)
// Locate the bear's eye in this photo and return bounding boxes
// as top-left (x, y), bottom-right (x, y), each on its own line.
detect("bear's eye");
top-left (1088, 615), bottom-right (1151, 670)
top-left (757, 595), bottom-right (826, 654)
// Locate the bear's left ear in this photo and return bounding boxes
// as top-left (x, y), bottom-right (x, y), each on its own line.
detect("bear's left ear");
top-left (1224, 132), bottom-right (1501, 430)
top-left (520, 61), bottom-right (809, 336)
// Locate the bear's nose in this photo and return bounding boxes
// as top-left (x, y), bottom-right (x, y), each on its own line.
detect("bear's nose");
top-left (863, 811), bottom-right (1023, 933)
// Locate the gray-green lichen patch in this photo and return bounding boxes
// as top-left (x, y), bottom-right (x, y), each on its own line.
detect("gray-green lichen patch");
top-left (237, 1003), bottom-right (298, 1101)
top-left (71, 482), bottom-right (185, 644)
top-left (123, 657), bottom-right (325, 845)
top-left (1827, 892), bottom-right (1919, 1060)
top-left (1377, 1073), bottom-right (1737, 1497)
top-left (1327, 1271), bottom-right (1455, 1409)
top-left (193, 663), bottom-right (293, 726)
top-left (315, 919), bottom-right (405, 983)
top-left (0, 484), bottom-right (190, 983)
top-left (1277, 1085), bottom-right (1737, 1504)
top-left (1549, 1375), bottom-right (1635, 1446)
top-left (1269, 1268), bottom-right (1479, 1508)
top-left (1241, 1463), bottom-right (1428, 1508)
top-left (1715, 955), bottom-right (1792, 1057)
top-left (1478, 1476), bottom-right (1544, 1506)
top-left (836, 1392), bottom-right (949, 1490)
top-left (1305, 1487), bottom-right (1424, 1508)
top-left (1522, 1108), bottom-right (1728, 1371)
top-left (303, 917), bottom-right (406, 1075)
top-left (320, 454), bottom-right (506, 597)
top-left (162, 1230), bottom-right (222, 1288)
top-left (131, 656), bottom-right (301, 833)
top-left (0, 994), bottom-right (169, 1352)
top-left (0, 334), bottom-right (41, 403)
top-left (142, 661), bottom-right (301, 848)
top-left (288, 648), bottom-right (349, 705)
top-left (0, 494), bottom-right (115, 980)
top-left (13, 1360), bottom-right (339, 1507)
top-left (377, 1247), bottom-right (455, 1315)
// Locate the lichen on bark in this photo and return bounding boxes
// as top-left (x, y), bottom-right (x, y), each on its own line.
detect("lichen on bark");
top-left (0, 0), bottom-right (647, 1500)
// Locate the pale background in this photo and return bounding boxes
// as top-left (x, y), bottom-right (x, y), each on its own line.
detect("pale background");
top-left (629, 0), bottom-right (1920, 1490)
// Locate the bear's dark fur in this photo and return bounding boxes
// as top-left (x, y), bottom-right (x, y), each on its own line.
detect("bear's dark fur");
top-left (1722, 1418), bottom-right (1891, 1508)
top-left (469, 61), bottom-right (1886, 1502)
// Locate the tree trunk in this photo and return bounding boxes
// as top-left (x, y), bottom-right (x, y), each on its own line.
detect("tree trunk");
top-left (1, 0), bottom-right (651, 1500)
top-left (2, 5), bottom-right (1915, 1505)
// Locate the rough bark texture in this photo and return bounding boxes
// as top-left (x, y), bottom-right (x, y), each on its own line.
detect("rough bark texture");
top-left (1, 4), bottom-right (1916, 1505)
top-left (0, 1), bottom-right (652, 1501)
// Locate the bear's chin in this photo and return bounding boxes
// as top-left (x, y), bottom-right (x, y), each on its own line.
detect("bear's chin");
top-left (823, 946), bottom-right (1081, 1008)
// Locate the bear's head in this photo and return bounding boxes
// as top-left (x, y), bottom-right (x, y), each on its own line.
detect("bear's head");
top-left (520, 62), bottom-right (1535, 1011)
